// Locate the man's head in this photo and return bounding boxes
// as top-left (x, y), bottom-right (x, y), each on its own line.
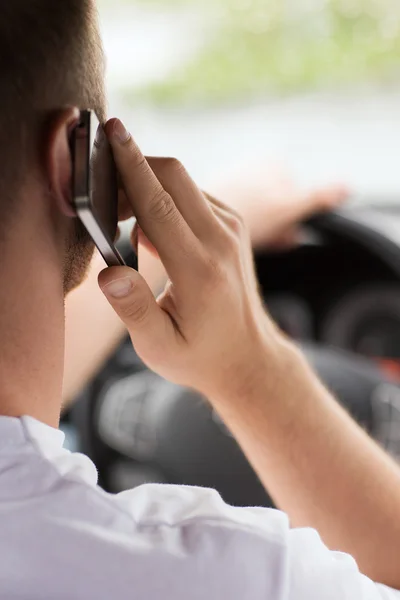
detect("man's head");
top-left (0, 0), bottom-right (106, 293)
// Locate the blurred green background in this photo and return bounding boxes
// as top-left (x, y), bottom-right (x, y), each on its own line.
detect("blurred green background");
top-left (99, 0), bottom-right (400, 106)
top-left (97, 0), bottom-right (400, 197)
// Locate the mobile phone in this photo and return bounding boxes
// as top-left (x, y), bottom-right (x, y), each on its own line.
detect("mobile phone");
top-left (71, 109), bottom-right (126, 267)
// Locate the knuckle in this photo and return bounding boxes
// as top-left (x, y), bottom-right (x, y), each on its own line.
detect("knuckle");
top-left (223, 230), bottom-right (240, 253)
top-left (133, 152), bottom-right (148, 172)
top-left (120, 295), bottom-right (151, 325)
top-left (217, 213), bottom-right (249, 258)
top-left (201, 255), bottom-right (227, 292)
top-left (125, 139), bottom-right (147, 168)
top-left (220, 236), bottom-right (242, 266)
top-left (163, 157), bottom-right (185, 174)
top-left (147, 189), bottom-right (178, 223)
top-left (217, 220), bottom-right (241, 250)
top-left (228, 211), bottom-right (245, 235)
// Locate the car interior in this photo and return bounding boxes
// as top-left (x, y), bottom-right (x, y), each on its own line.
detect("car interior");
top-left (63, 199), bottom-right (400, 508)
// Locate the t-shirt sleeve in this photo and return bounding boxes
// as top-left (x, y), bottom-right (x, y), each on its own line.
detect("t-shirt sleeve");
top-left (113, 483), bottom-right (400, 600)
top-left (286, 526), bottom-right (399, 600)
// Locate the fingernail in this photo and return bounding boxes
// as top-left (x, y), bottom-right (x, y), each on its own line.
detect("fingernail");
top-left (103, 277), bottom-right (133, 298)
top-left (95, 124), bottom-right (105, 146)
top-left (112, 119), bottom-right (130, 144)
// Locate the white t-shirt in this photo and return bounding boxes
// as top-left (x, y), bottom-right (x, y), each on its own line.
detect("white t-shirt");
top-left (0, 416), bottom-right (398, 600)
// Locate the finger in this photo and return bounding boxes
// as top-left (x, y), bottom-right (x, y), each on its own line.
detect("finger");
top-left (305, 184), bottom-right (350, 212)
top-left (204, 191), bottom-right (248, 236)
top-left (118, 189), bottom-right (134, 222)
top-left (210, 202), bottom-right (240, 234)
top-left (147, 157), bottom-right (215, 238)
top-left (105, 119), bottom-right (200, 276)
top-left (268, 227), bottom-right (303, 250)
top-left (208, 197), bottom-right (257, 292)
top-left (131, 222), bottom-right (159, 259)
top-left (254, 184), bottom-right (350, 244)
top-left (138, 228), bottom-right (159, 258)
top-left (203, 191), bottom-right (239, 218)
top-left (98, 266), bottom-right (178, 362)
top-left (292, 184), bottom-right (350, 221)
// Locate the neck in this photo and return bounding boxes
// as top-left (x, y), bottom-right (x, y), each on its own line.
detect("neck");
top-left (0, 219), bottom-right (65, 428)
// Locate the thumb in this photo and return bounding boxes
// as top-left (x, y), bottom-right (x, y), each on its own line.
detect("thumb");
top-left (98, 266), bottom-right (175, 361)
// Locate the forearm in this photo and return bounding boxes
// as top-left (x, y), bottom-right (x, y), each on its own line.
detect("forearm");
top-left (211, 338), bottom-right (400, 588)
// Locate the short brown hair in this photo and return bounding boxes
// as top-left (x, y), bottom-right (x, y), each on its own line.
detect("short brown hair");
top-left (0, 0), bottom-right (106, 211)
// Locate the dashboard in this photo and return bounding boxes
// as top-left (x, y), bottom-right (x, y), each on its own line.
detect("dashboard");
top-left (259, 204), bottom-right (400, 377)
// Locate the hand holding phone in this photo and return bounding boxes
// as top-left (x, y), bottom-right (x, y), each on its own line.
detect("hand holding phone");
top-left (98, 118), bottom-right (276, 402)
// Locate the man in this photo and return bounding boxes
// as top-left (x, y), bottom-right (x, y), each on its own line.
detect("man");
top-left (0, 2), bottom-right (399, 599)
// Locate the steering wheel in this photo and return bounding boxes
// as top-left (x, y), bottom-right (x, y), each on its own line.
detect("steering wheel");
top-left (71, 339), bottom-right (400, 507)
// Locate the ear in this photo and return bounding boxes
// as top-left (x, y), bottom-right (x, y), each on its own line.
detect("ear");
top-left (45, 106), bottom-right (80, 218)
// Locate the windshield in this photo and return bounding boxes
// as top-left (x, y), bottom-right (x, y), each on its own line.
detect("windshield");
top-left (98, 0), bottom-right (400, 202)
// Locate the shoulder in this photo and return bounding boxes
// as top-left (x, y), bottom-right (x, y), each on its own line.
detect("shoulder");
top-left (115, 482), bottom-right (289, 536)
top-left (110, 484), bottom-right (397, 600)
top-left (39, 477), bottom-right (400, 600)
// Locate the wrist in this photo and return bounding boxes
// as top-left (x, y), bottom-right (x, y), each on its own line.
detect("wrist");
top-left (206, 330), bottom-right (302, 411)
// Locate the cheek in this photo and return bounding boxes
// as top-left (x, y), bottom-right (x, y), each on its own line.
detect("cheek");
top-left (63, 222), bottom-right (96, 295)
top-left (73, 218), bottom-right (93, 247)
